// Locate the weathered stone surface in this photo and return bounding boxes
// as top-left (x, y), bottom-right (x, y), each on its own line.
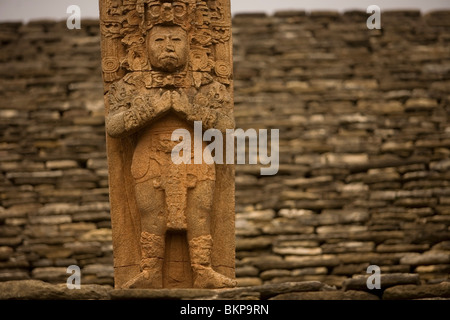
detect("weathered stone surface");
top-left (400, 252), bottom-right (450, 266)
top-left (29, 215), bottom-right (72, 225)
top-left (257, 281), bottom-right (334, 298)
top-left (0, 280), bottom-right (374, 300)
top-left (322, 242), bottom-right (375, 254)
top-left (376, 244), bottom-right (429, 253)
top-left (273, 246), bottom-right (322, 256)
top-left (251, 255), bottom-right (340, 271)
top-left (46, 160), bottom-right (78, 170)
top-left (80, 229), bottom-right (112, 242)
top-left (0, 280), bottom-right (112, 300)
top-left (262, 219), bottom-right (315, 235)
top-left (383, 282), bottom-right (450, 300)
top-left (270, 290), bottom-right (379, 300)
top-left (415, 265), bottom-right (450, 274)
top-left (0, 270), bottom-right (30, 281)
top-left (260, 269), bottom-right (291, 280)
top-left (237, 277), bottom-right (263, 287)
top-left (1, 11), bottom-right (450, 294)
top-left (222, 281), bottom-right (335, 300)
top-left (236, 237), bottom-right (274, 251)
top-left (83, 264), bottom-right (114, 279)
top-left (291, 267), bottom-right (328, 276)
top-left (235, 265), bottom-right (259, 277)
top-left (0, 246), bottom-right (13, 261)
top-left (31, 267), bottom-right (68, 282)
top-left (343, 273), bottom-right (420, 291)
top-left (111, 288), bottom-right (217, 300)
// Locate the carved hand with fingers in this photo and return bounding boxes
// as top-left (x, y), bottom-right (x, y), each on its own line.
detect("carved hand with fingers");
top-left (171, 89), bottom-right (191, 116)
top-left (150, 89), bottom-right (172, 115)
top-left (126, 89), bottom-right (171, 127)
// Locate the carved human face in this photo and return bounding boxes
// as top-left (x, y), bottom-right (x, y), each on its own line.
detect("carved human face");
top-left (148, 26), bottom-right (188, 73)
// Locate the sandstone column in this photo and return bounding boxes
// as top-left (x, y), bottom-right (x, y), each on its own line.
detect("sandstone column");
top-left (99, 0), bottom-right (235, 289)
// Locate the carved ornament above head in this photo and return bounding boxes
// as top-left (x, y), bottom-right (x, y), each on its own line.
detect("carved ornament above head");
top-left (100, 0), bottom-right (232, 86)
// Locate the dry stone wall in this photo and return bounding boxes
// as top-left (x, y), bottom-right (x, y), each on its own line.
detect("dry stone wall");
top-left (0, 10), bottom-right (450, 295)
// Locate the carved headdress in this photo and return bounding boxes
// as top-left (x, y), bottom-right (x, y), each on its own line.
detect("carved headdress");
top-left (100, 0), bottom-right (231, 81)
top-left (137, 0), bottom-right (196, 31)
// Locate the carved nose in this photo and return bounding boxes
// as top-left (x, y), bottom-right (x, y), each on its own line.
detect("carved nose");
top-left (166, 44), bottom-right (175, 52)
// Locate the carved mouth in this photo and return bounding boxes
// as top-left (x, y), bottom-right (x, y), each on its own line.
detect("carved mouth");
top-left (160, 55), bottom-right (178, 63)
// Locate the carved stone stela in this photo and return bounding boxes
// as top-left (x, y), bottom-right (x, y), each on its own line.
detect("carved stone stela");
top-left (99, 0), bottom-right (236, 289)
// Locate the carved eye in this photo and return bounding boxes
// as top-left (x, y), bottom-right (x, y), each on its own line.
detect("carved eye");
top-left (155, 37), bottom-right (164, 42)
top-left (172, 37), bottom-right (182, 42)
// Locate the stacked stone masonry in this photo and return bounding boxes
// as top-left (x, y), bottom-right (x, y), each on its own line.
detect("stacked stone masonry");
top-left (0, 10), bottom-right (450, 299)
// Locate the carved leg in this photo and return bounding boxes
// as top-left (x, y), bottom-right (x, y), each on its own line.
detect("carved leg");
top-left (123, 232), bottom-right (165, 289)
top-left (186, 180), bottom-right (214, 239)
top-left (189, 235), bottom-right (237, 288)
top-left (186, 180), bottom-right (235, 288)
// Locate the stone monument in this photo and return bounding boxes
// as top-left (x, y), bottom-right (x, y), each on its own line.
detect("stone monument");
top-left (99, 0), bottom-right (236, 289)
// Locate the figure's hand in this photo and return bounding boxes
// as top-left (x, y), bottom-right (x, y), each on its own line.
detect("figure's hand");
top-left (151, 90), bottom-right (172, 114)
top-left (171, 90), bottom-right (190, 115)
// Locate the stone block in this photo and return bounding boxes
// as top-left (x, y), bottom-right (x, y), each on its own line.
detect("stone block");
top-left (29, 215), bottom-right (72, 225)
top-left (236, 237), bottom-right (273, 251)
top-left (271, 290), bottom-right (379, 300)
top-left (46, 160), bottom-right (78, 169)
top-left (383, 282), bottom-right (450, 300)
top-left (237, 277), bottom-right (263, 287)
top-left (0, 246), bottom-right (13, 261)
top-left (235, 266), bottom-right (259, 277)
top-left (343, 273), bottom-right (420, 291)
top-left (80, 229), bottom-right (112, 242)
top-left (400, 252), bottom-right (450, 266)
top-left (0, 280), bottom-right (111, 300)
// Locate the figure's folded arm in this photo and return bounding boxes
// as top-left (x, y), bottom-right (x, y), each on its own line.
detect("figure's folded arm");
top-left (187, 93), bottom-right (235, 133)
top-left (186, 83), bottom-right (235, 133)
top-left (106, 89), bottom-right (172, 138)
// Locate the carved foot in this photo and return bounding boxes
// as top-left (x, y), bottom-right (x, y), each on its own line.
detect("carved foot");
top-left (192, 265), bottom-right (237, 289)
top-left (123, 269), bottom-right (163, 289)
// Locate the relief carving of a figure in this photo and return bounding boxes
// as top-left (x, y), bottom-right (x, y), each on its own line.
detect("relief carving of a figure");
top-left (105, 23), bottom-right (235, 289)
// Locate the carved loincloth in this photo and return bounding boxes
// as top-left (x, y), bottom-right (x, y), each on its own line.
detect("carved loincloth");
top-left (131, 124), bottom-right (215, 231)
